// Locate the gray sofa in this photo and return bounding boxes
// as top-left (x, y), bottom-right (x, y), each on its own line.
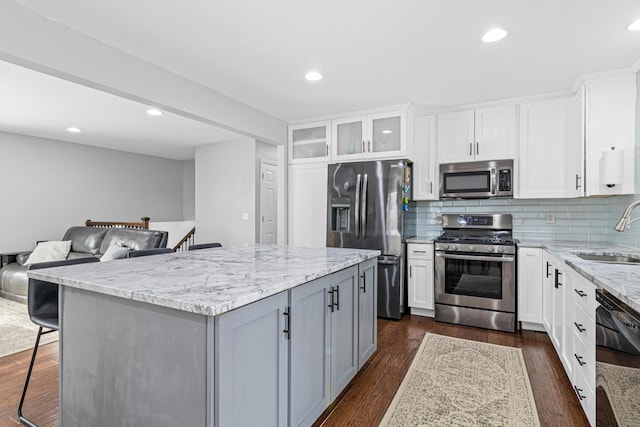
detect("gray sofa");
top-left (0, 226), bottom-right (168, 303)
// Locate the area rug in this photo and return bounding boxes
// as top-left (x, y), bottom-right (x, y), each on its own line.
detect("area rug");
top-left (0, 297), bottom-right (58, 358)
top-left (596, 361), bottom-right (640, 427)
top-left (380, 333), bottom-right (540, 426)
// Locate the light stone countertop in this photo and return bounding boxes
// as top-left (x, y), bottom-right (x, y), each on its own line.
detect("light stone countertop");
top-left (405, 235), bottom-right (439, 244)
top-left (518, 240), bottom-right (640, 312)
top-left (27, 244), bottom-right (380, 316)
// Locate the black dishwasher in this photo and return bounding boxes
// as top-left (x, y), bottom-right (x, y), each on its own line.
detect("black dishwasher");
top-left (595, 289), bottom-right (640, 427)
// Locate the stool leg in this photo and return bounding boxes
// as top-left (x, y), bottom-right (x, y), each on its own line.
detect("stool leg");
top-left (18, 326), bottom-right (45, 427)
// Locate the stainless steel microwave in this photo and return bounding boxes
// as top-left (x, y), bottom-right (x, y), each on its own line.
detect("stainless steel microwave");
top-left (439, 160), bottom-right (513, 199)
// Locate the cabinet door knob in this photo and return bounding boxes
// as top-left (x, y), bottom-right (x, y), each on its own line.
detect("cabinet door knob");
top-left (328, 288), bottom-right (335, 312)
top-left (574, 321), bottom-right (586, 333)
top-left (574, 353), bottom-right (586, 366)
top-left (360, 273), bottom-right (366, 293)
top-left (283, 308), bottom-right (291, 340)
top-left (574, 289), bottom-right (587, 298)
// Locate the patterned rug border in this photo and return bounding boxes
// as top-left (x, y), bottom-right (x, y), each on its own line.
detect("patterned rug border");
top-left (380, 332), bottom-right (541, 426)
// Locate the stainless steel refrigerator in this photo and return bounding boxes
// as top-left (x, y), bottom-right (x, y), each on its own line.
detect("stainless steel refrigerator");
top-left (326, 160), bottom-right (412, 319)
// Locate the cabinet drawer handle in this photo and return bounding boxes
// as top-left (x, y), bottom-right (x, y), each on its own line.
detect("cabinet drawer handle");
top-left (469, 143), bottom-right (472, 156)
top-left (574, 322), bottom-right (586, 333)
top-left (409, 265), bottom-right (412, 278)
top-left (283, 308), bottom-right (291, 340)
top-left (360, 273), bottom-right (366, 293)
top-left (574, 385), bottom-right (586, 401)
top-left (476, 142), bottom-right (479, 156)
top-left (546, 262), bottom-right (551, 278)
top-left (334, 285), bottom-right (340, 311)
top-left (328, 288), bottom-right (335, 312)
top-left (574, 289), bottom-right (587, 297)
top-left (362, 140), bottom-right (365, 153)
top-left (574, 353), bottom-right (586, 366)
top-left (576, 174), bottom-right (582, 190)
top-left (412, 250), bottom-right (427, 253)
top-left (430, 182), bottom-right (433, 194)
top-left (368, 140), bottom-right (372, 153)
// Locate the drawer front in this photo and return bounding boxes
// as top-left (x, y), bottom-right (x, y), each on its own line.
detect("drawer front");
top-left (572, 278), bottom-right (596, 316)
top-left (573, 359), bottom-right (595, 426)
top-left (573, 330), bottom-right (595, 391)
top-left (573, 303), bottom-right (595, 351)
top-left (407, 243), bottom-right (433, 260)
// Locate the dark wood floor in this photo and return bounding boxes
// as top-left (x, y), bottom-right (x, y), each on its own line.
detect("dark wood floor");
top-left (0, 315), bottom-right (589, 427)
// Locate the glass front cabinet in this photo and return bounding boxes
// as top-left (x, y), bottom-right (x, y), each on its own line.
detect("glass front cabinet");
top-left (288, 121), bottom-right (331, 164)
top-left (332, 111), bottom-right (407, 162)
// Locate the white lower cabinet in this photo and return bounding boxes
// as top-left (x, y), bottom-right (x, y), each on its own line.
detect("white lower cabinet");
top-left (407, 243), bottom-right (434, 316)
top-left (539, 249), bottom-right (596, 427)
top-left (517, 247), bottom-right (543, 328)
top-left (570, 269), bottom-right (596, 426)
top-left (216, 291), bottom-right (289, 427)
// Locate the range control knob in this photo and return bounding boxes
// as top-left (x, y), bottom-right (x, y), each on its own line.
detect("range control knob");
top-left (451, 245), bottom-right (459, 251)
top-left (440, 244), bottom-right (449, 250)
top-left (468, 245), bottom-right (476, 252)
top-left (486, 246), bottom-right (495, 253)
top-left (496, 246), bottom-right (505, 253)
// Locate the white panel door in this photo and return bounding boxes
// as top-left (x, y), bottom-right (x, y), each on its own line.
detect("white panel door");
top-left (407, 258), bottom-right (434, 310)
top-left (260, 160), bottom-right (278, 244)
top-left (357, 258), bottom-right (377, 368)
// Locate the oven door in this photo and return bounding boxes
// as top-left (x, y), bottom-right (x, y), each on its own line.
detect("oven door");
top-left (434, 251), bottom-right (515, 312)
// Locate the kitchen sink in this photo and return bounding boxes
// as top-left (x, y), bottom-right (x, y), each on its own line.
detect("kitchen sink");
top-left (575, 253), bottom-right (640, 265)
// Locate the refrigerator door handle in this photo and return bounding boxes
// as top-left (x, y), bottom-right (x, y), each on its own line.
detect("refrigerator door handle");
top-left (355, 174), bottom-right (361, 238)
top-left (361, 173), bottom-right (368, 238)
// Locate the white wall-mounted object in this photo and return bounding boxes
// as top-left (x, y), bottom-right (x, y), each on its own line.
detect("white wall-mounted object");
top-left (407, 242), bottom-right (434, 317)
top-left (600, 147), bottom-right (624, 187)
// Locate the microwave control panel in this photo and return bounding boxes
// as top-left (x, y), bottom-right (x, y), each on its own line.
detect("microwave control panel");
top-left (498, 169), bottom-right (512, 192)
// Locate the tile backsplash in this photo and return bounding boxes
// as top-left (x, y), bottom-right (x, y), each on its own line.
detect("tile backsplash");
top-left (405, 196), bottom-right (640, 249)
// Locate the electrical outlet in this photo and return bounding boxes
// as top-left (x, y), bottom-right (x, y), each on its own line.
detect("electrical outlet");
top-left (242, 213), bottom-right (249, 221)
top-left (545, 212), bottom-right (556, 224)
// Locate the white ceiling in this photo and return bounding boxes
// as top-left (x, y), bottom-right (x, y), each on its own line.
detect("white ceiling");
top-left (3, 0), bottom-right (640, 158)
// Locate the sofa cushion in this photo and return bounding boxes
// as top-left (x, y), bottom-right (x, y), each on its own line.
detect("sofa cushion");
top-left (99, 229), bottom-right (166, 254)
top-left (24, 241), bottom-right (72, 266)
top-left (101, 244), bottom-right (132, 261)
top-left (16, 252), bottom-right (31, 266)
top-left (62, 226), bottom-right (108, 255)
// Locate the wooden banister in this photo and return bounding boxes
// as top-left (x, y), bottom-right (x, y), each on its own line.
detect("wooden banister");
top-left (173, 227), bottom-right (196, 252)
top-left (85, 217), bottom-right (151, 230)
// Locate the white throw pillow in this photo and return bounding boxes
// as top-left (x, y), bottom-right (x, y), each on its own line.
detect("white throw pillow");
top-left (24, 240), bottom-right (72, 266)
top-left (101, 243), bottom-right (131, 262)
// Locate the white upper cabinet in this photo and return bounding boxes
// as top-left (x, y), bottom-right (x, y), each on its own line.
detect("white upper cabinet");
top-left (288, 121), bottom-right (331, 164)
top-left (583, 72), bottom-right (636, 196)
top-left (412, 115), bottom-right (438, 200)
top-left (332, 110), bottom-right (407, 161)
top-left (518, 96), bottom-right (583, 199)
top-left (437, 105), bottom-right (516, 163)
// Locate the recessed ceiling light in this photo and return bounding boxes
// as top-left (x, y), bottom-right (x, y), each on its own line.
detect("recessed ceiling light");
top-left (629, 18), bottom-right (640, 31)
top-left (147, 108), bottom-right (163, 116)
top-left (66, 127), bottom-right (82, 133)
top-left (382, 129), bottom-right (393, 134)
top-left (305, 71), bottom-right (323, 81)
top-left (482, 28), bottom-right (508, 43)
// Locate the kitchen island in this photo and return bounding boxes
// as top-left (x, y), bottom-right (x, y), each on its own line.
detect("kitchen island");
top-left (28, 244), bottom-right (379, 427)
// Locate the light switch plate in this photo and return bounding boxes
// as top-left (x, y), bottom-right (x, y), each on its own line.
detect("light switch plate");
top-left (242, 212), bottom-right (249, 221)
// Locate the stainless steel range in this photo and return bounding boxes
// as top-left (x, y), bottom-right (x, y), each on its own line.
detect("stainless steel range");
top-left (434, 214), bottom-right (516, 332)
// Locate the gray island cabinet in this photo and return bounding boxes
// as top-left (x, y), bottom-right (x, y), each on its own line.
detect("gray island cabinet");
top-left (27, 245), bottom-right (379, 427)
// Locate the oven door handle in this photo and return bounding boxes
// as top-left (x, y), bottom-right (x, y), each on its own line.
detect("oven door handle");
top-left (435, 252), bottom-right (514, 263)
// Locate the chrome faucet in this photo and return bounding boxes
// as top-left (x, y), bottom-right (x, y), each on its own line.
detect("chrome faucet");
top-left (614, 199), bottom-right (640, 231)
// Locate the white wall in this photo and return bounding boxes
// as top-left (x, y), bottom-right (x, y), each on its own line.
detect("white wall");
top-left (195, 139), bottom-right (256, 246)
top-left (0, 131), bottom-right (184, 252)
top-left (182, 159), bottom-right (195, 220)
